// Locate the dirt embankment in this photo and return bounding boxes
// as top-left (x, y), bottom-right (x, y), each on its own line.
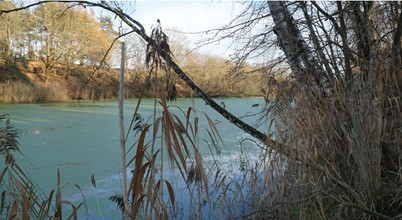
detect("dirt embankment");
top-left (0, 61), bottom-right (199, 103)
top-left (1, 61), bottom-right (264, 103)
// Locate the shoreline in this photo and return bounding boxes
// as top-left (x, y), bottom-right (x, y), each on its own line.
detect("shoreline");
top-left (0, 60), bottom-right (266, 104)
top-left (0, 95), bottom-right (265, 105)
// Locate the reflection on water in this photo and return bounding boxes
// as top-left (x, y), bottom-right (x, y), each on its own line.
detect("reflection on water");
top-left (20, 125), bottom-right (73, 135)
top-left (0, 98), bottom-right (268, 219)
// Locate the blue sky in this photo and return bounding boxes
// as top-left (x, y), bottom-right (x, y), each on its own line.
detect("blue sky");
top-left (18, 0), bottom-right (243, 58)
top-left (118, 1), bottom-right (243, 57)
top-left (134, 1), bottom-right (238, 32)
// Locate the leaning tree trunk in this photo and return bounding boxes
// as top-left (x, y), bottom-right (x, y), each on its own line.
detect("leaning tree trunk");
top-left (392, 3), bottom-right (402, 72)
top-left (267, 1), bottom-right (331, 96)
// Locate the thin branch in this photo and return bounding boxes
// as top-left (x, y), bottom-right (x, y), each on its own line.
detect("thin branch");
top-left (85, 30), bottom-right (134, 84)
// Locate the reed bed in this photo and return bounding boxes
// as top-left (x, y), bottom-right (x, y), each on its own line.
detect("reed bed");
top-left (105, 24), bottom-right (279, 219)
top-left (109, 94), bottom-right (281, 219)
top-left (104, 20), bottom-right (400, 219)
top-left (258, 57), bottom-right (402, 219)
top-left (2, 69), bottom-right (400, 219)
top-left (0, 81), bottom-right (68, 103)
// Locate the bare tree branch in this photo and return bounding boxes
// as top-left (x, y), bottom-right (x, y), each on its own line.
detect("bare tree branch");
top-left (85, 30), bottom-right (134, 84)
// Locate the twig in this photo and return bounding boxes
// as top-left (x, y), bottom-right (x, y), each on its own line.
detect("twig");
top-left (85, 30), bottom-right (134, 84)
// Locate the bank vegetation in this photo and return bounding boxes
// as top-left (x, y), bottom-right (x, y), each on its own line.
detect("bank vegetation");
top-left (0, 1), bottom-right (263, 103)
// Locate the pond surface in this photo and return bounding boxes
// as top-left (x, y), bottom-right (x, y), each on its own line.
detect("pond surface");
top-left (0, 98), bottom-right (268, 219)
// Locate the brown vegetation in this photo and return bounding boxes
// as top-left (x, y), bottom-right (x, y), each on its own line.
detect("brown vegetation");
top-left (0, 1), bottom-right (263, 104)
top-left (0, 58), bottom-right (263, 103)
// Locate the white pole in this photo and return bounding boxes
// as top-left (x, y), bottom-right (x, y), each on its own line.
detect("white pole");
top-left (118, 42), bottom-right (129, 216)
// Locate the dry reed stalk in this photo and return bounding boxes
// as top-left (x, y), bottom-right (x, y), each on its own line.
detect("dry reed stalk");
top-left (120, 93), bottom-right (275, 219)
top-left (0, 81), bottom-right (69, 103)
top-left (259, 55), bottom-right (402, 219)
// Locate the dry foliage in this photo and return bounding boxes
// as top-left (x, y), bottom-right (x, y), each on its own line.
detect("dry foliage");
top-left (258, 57), bottom-right (402, 219)
top-left (0, 81), bottom-right (69, 103)
top-left (105, 22), bottom-right (272, 219)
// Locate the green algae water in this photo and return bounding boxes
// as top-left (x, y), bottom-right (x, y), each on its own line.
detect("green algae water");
top-left (0, 98), bottom-right (267, 219)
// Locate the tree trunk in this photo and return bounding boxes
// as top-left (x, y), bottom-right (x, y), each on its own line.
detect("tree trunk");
top-left (349, 1), bottom-right (381, 202)
top-left (392, 5), bottom-right (402, 70)
top-left (267, 1), bottom-right (331, 96)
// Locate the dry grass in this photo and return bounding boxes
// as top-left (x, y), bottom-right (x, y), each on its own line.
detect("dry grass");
top-left (107, 21), bottom-right (302, 220)
top-left (113, 95), bottom-right (272, 219)
top-left (3, 68), bottom-right (400, 219)
top-left (0, 81), bottom-right (69, 103)
top-left (257, 57), bottom-right (402, 219)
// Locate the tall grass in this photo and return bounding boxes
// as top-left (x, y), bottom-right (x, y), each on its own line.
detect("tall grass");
top-left (108, 21), bottom-right (293, 219)
top-left (110, 22), bottom-right (262, 219)
top-left (107, 93), bottom-right (280, 219)
top-left (0, 81), bottom-right (68, 103)
top-left (258, 57), bottom-right (402, 219)
top-left (2, 69), bottom-right (400, 219)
